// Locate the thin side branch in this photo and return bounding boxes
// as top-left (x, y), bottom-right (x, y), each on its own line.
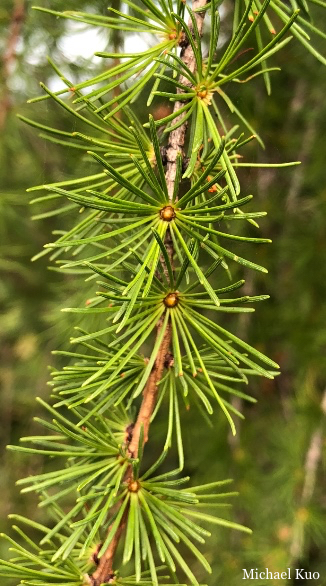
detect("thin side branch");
top-left (289, 389), bottom-right (326, 564)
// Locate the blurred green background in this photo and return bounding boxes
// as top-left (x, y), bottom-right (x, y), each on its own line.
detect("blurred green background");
top-left (0, 1), bottom-right (325, 584)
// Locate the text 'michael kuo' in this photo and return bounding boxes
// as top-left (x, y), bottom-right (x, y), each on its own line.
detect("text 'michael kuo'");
top-left (242, 568), bottom-right (320, 580)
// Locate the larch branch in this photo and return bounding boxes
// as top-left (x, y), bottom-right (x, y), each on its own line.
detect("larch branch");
top-left (91, 1), bottom-right (208, 582)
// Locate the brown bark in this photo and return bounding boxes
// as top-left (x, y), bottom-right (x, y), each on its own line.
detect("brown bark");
top-left (127, 321), bottom-right (172, 457)
top-left (91, 518), bottom-right (126, 586)
top-left (165, 0), bottom-right (208, 196)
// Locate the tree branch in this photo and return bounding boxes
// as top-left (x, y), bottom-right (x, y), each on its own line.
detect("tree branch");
top-left (0, 0), bottom-right (25, 131)
top-left (128, 0), bottom-right (209, 460)
top-left (91, 2), bottom-right (208, 582)
top-left (289, 389), bottom-right (326, 564)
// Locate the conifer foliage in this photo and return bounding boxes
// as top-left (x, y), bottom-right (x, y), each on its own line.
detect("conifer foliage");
top-left (1, 1), bottom-right (325, 585)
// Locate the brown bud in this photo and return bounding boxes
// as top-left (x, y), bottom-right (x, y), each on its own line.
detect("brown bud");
top-left (164, 292), bottom-right (179, 308)
top-left (160, 205), bottom-right (176, 221)
top-left (198, 89), bottom-right (208, 99)
top-left (128, 480), bottom-right (140, 493)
